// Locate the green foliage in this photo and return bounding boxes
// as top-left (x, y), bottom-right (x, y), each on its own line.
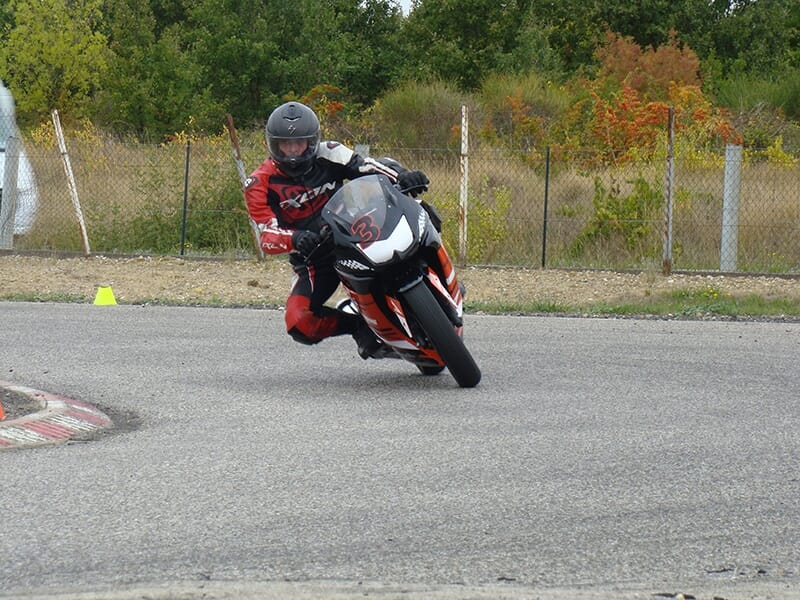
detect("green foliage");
top-left (711, 69), bottom-right (800, 144)
top-left (0, 0), bottom-right (109, 126)
top-left (366, 80), bottom-right (468, 148)
top-left (3, 0), bottom-right (799, 144)
top-left (571, 175), bottom-right (663, 258)
top-left (400, 0), bottom-right (558, 89)
top-left (491, 21), bottom-right (564, 80)
top-left (598, 289), bottom-right (800, 318)
top-left (435, 177), bottom-right (512, 264)
top-left (94, 179), bottom-right (252, 255)
top-left (646, 286), bottom-right (800, 318)
top-left (91, 0), bottom-right (219, 136)
top-left (174, 0), bottom-right (401, 131)
top-left (708, 0), bottom-right (799, 77)
top-left (478, 72), bottom-right (571, 156)
top-left (26, 0), bottom-right (403, 137)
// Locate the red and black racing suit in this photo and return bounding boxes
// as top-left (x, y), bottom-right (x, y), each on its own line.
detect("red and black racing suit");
top-left (244, 141), bottom-right (402, 344)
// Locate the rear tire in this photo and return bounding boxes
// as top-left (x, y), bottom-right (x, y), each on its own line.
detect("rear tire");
top-left (402, 282), bottom-right (481, 388)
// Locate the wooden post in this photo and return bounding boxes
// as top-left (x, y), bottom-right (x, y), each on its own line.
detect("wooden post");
top-left (52, 109), bottom-right (91, 256)
top-left (225, 114), bottom-right (264, 259)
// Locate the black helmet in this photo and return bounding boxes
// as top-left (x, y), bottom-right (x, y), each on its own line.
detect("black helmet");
top-left (265, 102), bottom-right (320, 176)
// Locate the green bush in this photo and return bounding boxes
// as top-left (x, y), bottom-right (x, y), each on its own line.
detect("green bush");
top-left (434, 177), bottom-right (512, 264)
top-left (121, 179), bottom-right (253, 255)
top-left (571, 175), bottom-right (663, 261)
top-left (365, 80), bottom-right (470, 148)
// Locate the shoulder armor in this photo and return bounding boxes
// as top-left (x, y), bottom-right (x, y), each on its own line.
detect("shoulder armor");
top-left (316, 141), bottom-right (354, 165)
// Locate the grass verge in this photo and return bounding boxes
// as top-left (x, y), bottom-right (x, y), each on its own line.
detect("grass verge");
top-left (466, 287), bottom-right (800, 319)
top-left (4, 287), bottom-right (800, 320)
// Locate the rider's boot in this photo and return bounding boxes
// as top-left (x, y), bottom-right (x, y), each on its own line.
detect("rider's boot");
top-left (353, 320), bottom-right (383, 359)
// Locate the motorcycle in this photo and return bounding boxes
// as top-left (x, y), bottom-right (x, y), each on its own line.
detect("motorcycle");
top-left (316, 173), bottom-right (481, 388)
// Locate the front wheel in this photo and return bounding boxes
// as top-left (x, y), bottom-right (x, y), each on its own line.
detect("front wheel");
top-left (402, 282), bottom-right (481, 388)
top-left (418, 365), bottom-right (446, 376)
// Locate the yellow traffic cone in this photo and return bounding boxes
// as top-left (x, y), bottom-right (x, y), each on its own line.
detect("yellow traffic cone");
top-left (93, 285), bottom-right (117, 305)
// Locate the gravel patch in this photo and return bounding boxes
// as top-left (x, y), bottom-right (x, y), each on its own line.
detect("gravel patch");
top-left (3, 254), bottom-right (800, 308)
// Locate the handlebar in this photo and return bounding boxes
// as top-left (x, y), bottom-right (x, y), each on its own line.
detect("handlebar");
top-left (303, 225), bottom-right (333, 264)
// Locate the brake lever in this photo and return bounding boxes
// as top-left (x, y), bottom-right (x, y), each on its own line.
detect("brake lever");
top-left (398, 184), bottom-right (428, 198)
top-left (303, 226), bottom-right (333, 264)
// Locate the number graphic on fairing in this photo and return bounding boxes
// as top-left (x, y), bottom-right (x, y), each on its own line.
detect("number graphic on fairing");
top-left (351, 216), bottom-right (379, 246)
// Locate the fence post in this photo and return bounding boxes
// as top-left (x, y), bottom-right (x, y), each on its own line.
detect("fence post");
top-left (225, 114), bottom-right (264, 259)
top-left (662, 107), bottom-right (675, 275)
top-left (541, 146), bottom-right (550, 268)
top-left (720, 143), bottom-right (743, 272)
top-left (52, 109), bottom-right (91, 256)
top-left (180, 140), bottom-right (190, 256)
top-left (0, 136), bottom-right (20, 249)
top-left (458, 105), bottom-right (469, 267)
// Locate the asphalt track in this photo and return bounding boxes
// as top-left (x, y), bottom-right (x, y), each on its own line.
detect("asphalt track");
top-left (1, 302), bottom-right (798, 599)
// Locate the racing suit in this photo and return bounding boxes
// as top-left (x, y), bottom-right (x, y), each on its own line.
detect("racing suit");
top-left (244, 141), bottom-right (404, 345)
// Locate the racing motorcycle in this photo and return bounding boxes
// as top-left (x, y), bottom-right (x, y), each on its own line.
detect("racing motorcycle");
top-left (318, 173), bottom-right (481, 388)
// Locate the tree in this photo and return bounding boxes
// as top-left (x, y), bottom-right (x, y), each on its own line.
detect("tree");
top-left (181, 0), bottom-right (403, 129)
top-left (523, 0), bottom-right (722, 75)
top-left (400, 0), bottom-right (543, 89)
top-left (95, 0), bottom-right (221, 136)
top-left (595, 31), bottom-right (702, 101)
top-left (0, 0), bottom-right (109, 126)
top-left (327, 0), bottom-right (405, 105)
top-left (709, 0), bottom-right (799, 76)
top-left (96, 0), bottom-right (158, 133)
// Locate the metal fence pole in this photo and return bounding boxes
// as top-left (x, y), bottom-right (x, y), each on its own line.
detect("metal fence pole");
top-left (458, 105), bottom-right (469, 267)
top-left (541, 146), bottom-right (550, 268)
top-left (0, 136), bottom-right (20, 249)
top-left (720, 143), bottom-right (743, 272)
top-left (662, 107), bottom-right (675, 275)
top-left (180, 140), bottom-right (190, 256)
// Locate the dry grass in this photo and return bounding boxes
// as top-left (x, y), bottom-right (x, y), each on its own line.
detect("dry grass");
top-left (15, 135), bottom-right (800, 273)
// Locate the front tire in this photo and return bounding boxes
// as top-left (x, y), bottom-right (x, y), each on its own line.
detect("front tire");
top-left (402, 282), bottom-right (481, 388)
top-left (418, 365), bottom-right (446, 376)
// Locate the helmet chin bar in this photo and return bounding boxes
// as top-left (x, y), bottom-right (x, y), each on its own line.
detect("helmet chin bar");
top-left (276, 155), bottom-right (314, 177)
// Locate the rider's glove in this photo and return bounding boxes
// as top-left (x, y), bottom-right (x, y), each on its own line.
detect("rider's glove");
top-left (397, 170), bottom-right (430, 196)
top-left (291, 230), bottom-right (321, 257)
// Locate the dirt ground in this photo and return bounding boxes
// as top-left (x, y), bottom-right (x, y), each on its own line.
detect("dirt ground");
top-left (2, 253), bottom-right (800, 309)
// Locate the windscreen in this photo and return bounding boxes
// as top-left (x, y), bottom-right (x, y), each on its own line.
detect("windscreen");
top-left (326, 175), bottom-right (390, 233)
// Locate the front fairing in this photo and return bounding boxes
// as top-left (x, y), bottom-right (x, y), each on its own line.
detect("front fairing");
top-left (323, 175), bottom-right (459, 368)
top-left (322, 174), bottom-right (435, 268)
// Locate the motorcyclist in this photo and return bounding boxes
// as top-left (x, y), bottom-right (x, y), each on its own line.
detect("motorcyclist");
top-left (243, 101), bottom-right (430, 357)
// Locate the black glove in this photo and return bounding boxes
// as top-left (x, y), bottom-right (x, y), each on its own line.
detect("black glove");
top-left (397, 170), bottom-right (430, 196)
top-left (291, 230), bottom-right (321, 257)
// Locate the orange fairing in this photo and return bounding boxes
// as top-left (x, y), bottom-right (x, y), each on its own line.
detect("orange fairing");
top-left (347, 290), bottom-right (445, 365)
top-left (433, 245), bottom-right (463, 309)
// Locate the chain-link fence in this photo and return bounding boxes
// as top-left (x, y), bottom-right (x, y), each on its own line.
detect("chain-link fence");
top-left (3, 130), bottom-right (799, 274)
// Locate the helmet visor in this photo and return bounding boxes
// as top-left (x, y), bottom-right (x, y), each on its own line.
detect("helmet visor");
top-left (268, 133), bottom-right (319, 174)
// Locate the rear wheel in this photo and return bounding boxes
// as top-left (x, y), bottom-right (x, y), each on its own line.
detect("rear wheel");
top-left (402, 282), bottom-right (481, 388)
